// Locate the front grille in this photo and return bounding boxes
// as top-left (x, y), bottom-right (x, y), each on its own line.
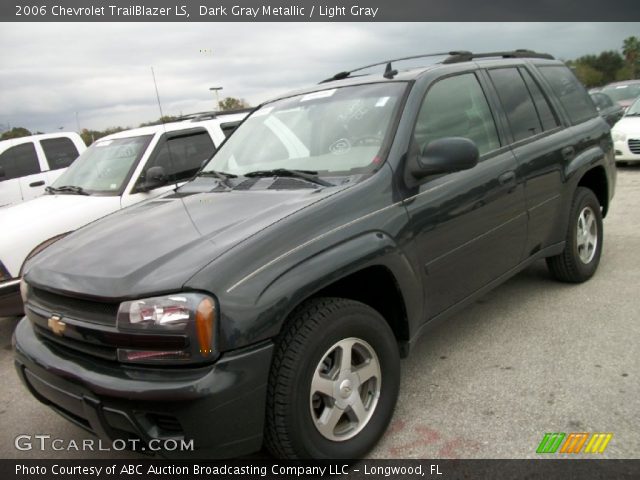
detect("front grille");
top-left (629, 138), bottom-right (640, 154)
top-left (33, 323), bottom-right (118, 361)
top-left (30, 287), bottom-right (118, 326)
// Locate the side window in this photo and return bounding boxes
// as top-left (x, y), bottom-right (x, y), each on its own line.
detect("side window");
top-left (147, 130), bottom-right (216, 184)
top-left (40, 137), bottom-right (80, 170)
top-left (539, 66), bottom-right (598, 125)
top-left (488, 68), bottom-right (543, 142)
top-left (414, 73), bottom-right (500, 157)
top-left (220, 121), bottom-right (242, 138)
top-left (599, 93), bottom-right (614, 108)
top-left (0, 143), bottom-right (40, 181)
top-left (520, 68), bottom-right (560, 131)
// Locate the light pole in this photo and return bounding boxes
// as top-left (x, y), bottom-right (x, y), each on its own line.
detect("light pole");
top-left (209, 87), bottom-right (223, 110)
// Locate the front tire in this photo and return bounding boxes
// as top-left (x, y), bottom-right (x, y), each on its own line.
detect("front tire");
top-left (264, 297), bottom-right (400, 459)
top-left (546, 187), bottom-right (603, 283)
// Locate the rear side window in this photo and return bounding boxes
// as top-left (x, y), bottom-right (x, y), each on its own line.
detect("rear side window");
top-left (0, 142), bottom-right (40, 180)
top-left (414, 73), bottom-right (501, 156)
top-left (539, 66), bottom-right (598, 125)
top-left (488, 68), bottom-right (542, 142)
top-left (520, 68), bottom-right (560, 132)
top-left (40, 137), bottom-right (80, 170)
top-left (147, 130), bottom-right (215, 184)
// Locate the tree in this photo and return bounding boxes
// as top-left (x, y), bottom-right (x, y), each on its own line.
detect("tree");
top-left (571, 63), bottom-right (603, 88)
top-left (218, 97), bottom-right (250, 111)
top-left (622, 36), bottom-right (640, 79)
top-left (1, 127), bottom-right (32, 140)
top-left (572, 51), bottom-right (624, 86)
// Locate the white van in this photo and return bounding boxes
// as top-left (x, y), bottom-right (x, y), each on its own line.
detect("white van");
top-left (0, 132), bottom-right (86, 207)
top-left (0, 112), bottom-right (247, 316)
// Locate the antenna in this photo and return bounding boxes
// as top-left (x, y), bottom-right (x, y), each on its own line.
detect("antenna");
top-left (150, 66), bottom-right (179, 190)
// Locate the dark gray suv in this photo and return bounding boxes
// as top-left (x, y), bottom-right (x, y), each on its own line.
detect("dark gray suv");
top-left (14, 50), bottom-right (615, 459)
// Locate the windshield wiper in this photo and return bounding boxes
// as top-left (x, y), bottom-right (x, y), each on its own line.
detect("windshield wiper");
top-left (45, 185), bottom-right (90, 195)
top-left (624, 112), bottom-right (640, 116)
top-left (243, 168), bottom-right (333, 187)
top-left (196, 170), bottom-right (238, 188)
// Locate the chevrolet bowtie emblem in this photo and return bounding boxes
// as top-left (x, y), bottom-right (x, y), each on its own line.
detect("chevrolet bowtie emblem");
top-left (48, 315), bottom-right (66, 336)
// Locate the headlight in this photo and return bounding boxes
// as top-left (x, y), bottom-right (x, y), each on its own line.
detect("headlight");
top-left (117, 292), bottom-right (216, 364)
top-left (612, 131), bottom-right (626, 142)
top-left (20, 278), bottom-right (30, 303)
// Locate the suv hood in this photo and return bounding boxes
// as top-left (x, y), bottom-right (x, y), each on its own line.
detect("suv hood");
top-left (27, 188), bottom-right (340, 299)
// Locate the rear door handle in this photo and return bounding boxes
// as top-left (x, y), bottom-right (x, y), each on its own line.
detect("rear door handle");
top-left (29, 180), bottom-right (45, 188)
top-left (561, 146), bottom-right (575, 160)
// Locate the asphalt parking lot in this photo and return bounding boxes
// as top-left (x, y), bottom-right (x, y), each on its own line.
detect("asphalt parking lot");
top-left (1, 167), bottom-right (638, 460)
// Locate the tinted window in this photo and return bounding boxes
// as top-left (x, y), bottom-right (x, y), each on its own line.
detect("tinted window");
top-left (539, 66), bottom-right (598, 125)
top-left (220, 121), bottom-right (242, 138)
top-left (489, 68), bottom-right (542, 142)
top-left (414, 73), bottom-right (500, 156)
top-left (40, 137), bottom-right (80, 170)
top-left (147, 130), bottom-right (215, 184)
top-left (520, 68), bottom-right (560, 131)
top-left (0, 142), bottom-right (40, 180)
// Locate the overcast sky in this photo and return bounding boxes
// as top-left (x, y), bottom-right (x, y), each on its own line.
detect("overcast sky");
top-left (1, 22), bottom-right (639, 133)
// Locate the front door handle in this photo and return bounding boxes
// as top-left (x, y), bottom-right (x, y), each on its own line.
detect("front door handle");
top-left (498, 171), bottom-right (516, 185)
top-left (561, 146), bottom-right (576, 160)
top-left (29, 180), bottom-right (45, 188)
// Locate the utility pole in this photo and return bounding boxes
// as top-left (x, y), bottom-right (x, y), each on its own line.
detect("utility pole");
top-left (209, 87), bottom-right (223, 110)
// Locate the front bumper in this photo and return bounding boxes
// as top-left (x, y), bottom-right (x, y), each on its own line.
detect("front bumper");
top-left (13, 317), bottom-right (273, 458)
top-left (0, 279), bottom-right (23, 317)
top-left (614, 139), bottom-right (640, 162)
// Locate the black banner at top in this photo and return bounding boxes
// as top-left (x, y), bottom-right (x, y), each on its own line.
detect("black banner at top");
top-left (2, 0), bottom-right (640, 22)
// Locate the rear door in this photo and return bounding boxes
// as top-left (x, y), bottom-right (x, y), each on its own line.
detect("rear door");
top-left (0, 141), bottom-right (45, 206)
top-left (484, 66), bottom-right (574, 257)
top-left (404, 71), bottom-right (527, 318)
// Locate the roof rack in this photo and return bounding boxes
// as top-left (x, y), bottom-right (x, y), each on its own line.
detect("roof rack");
top-left (443, 49), bottom-right (554, 64)
top-left (320, 49), bottom-right (555, 83)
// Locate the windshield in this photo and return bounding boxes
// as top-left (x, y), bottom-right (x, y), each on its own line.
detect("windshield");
top-left (52, 135), bottom-right (153, 194)
top-left (626, 97), bottom-right (640, 115)
top-left (203, 83), bottom-right (406, 176)
top-left (601, 83), bottom-right (640, 103)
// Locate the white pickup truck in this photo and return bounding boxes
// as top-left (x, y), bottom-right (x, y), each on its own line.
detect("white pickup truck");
top-left (0, 132), bottom-right (86, 207)
top-left (0, 112), bottom-right (247, 316)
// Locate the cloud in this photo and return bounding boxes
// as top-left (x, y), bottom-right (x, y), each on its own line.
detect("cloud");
top-left (0, 22), bottom-right (638, 133)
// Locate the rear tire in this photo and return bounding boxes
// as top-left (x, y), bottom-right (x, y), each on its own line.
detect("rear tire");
top-left (264, 297), bottom-right (400, 459)
top-left (546, 187), bottom-right (603, 283)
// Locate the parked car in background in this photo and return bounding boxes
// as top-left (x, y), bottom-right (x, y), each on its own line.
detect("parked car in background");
top-left (590, 91), bottom-right (625, 127)
top-left (600, 80), bottom-right (640, 111)
top-left (14, 50), bottom-right (615, 459)
top-left (612, 96), bottom-right (640, 165)
top-left (0, 132), bottom-right (86, 207)
top-left (0, 111), bottom-right (247, 316)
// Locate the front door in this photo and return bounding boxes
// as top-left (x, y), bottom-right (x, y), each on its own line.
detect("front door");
top-left (403, 72), bottom-right (527, 319)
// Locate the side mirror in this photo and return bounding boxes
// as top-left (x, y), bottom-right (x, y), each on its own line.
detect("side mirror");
top-left (410, 137), bottom-right (479, 180)
top-left (141, 166), bottom-right (167, 191)
top-left (0, 166), bottom-right (5, 180)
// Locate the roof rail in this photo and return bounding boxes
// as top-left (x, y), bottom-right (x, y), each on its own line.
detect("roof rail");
top-left (320, 51), bottom-right (458, 83)
top-left (175, 108), bottom-right (254, 122)
top-left (443, 49), bottom-right (554, 64)
top-left (320, 49), bottom-right (555, 83)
